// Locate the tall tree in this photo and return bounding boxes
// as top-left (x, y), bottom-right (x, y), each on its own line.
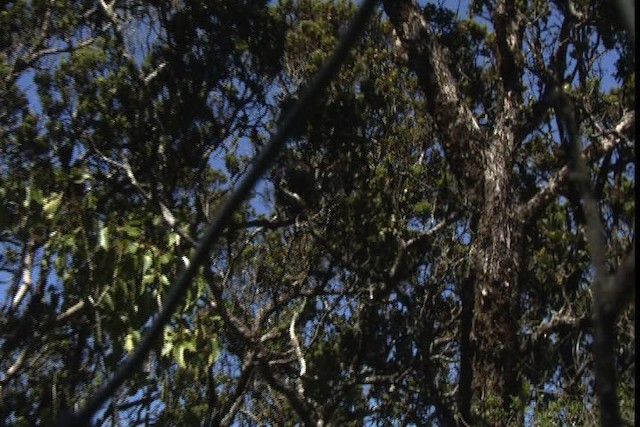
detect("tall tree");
top-left (382, 0), bottom-right (634, 424)
top-left (0, 0), bottom-right (634, 425)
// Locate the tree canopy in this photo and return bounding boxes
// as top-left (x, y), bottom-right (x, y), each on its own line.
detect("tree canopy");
top-left (0, 0), bottom-right (635, 426)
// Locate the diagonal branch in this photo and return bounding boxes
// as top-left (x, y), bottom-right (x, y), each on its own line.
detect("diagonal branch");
top-left (382, 0), bottom-right (484, 183)
top-left (216, 351), bottom-right (257, 427)
top-left (257, 357), bottom-right (315, 426)
top-left (10, 237), bottom-right (35, 311)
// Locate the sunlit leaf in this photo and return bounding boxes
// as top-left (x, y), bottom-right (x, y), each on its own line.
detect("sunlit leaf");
top-left (123, 225), bottom-right (142, 238)
top-left (158, 274), bottom-right (170, 287)
top-left (43, 193), bottom-right (62, 219)
top-left (142, 251), bottom-right (153, 274)
top-left (98, 223), bottom-right (109, 251)
top-left (123, 330), bottom-right (140, 353)
top-left (174, 344), bottom-right (187, 369)
top-left (168, 232), bottom-right (180, 248)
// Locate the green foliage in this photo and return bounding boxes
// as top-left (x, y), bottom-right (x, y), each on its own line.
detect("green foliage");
top-left (0, 0), bottom-right (634, 425)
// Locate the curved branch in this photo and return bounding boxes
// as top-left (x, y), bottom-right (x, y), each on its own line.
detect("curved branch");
top-left (217, 351), bottom-right (257, 427)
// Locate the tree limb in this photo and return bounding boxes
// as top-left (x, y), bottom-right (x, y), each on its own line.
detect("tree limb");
top-left (552, 85), bottom-right (622, 427)
top-left (382, 0), bottom-right (484, 183)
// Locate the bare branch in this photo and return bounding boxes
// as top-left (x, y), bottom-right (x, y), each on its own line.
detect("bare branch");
top-left (143, 62), bottom-right (166, 84)
top-left (2, 349), bottom-right (28, 382)
top-left (289, 298), bottom-right (308, 397)
top-left (56, 300), bottom-right (86, 323)
top-left (519, 110), bottom-right (634, 221)
top-left (10, 238), bottom-right (35, 310)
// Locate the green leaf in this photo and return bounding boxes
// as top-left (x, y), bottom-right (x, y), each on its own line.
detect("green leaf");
top-left (158, 252), bottom-right (172, 266)
top-left (123, 225), bottom-right (142, 238)
top-left (124, 330), bottom-right (140, 353)
top-left (70, 166), bottom-right (92, 184)
top-left (182, 338), bottom-right (197, 353)
top-left (126, 241), bottom-right (140, 254)
top-left (158, 274), bottom-right (170, 287)
top-left (414, 200), bottom-right (431, 216)
top-left (173, 333), bottom-right (198, 369)
top-left (225, 153), bottom-right (240, 175)
top-left (30, 186), bottom-right (44, 205)
top-left (142, 251), bottom-right (153, 274)
top-left (102, 292), bottom-right (114, 310)
top-left (162, 327), bottom-right (175, 356)
top-left (161, 340), bottom-right (173, 357)
top-left (23, 185), bottom-right (32, 208)
top-left (43, 193), bottom-right (63, 219)
top-left (207, 337), bottom-right (220, 365)
top-left (174, 344), bottom-right (187, 369)
top-left (168, 232), bottom-right (180, 248)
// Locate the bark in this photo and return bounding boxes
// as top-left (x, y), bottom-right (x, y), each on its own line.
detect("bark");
top-left (470, 2), bottom-right (525, 423)
top-left (471, 89), bottom-right (522, 424)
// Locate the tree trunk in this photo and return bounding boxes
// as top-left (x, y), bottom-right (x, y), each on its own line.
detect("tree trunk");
top-left (470, 90), bottom-right (523, 425)
top-left (382, 1), bottom-right (525, 424)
